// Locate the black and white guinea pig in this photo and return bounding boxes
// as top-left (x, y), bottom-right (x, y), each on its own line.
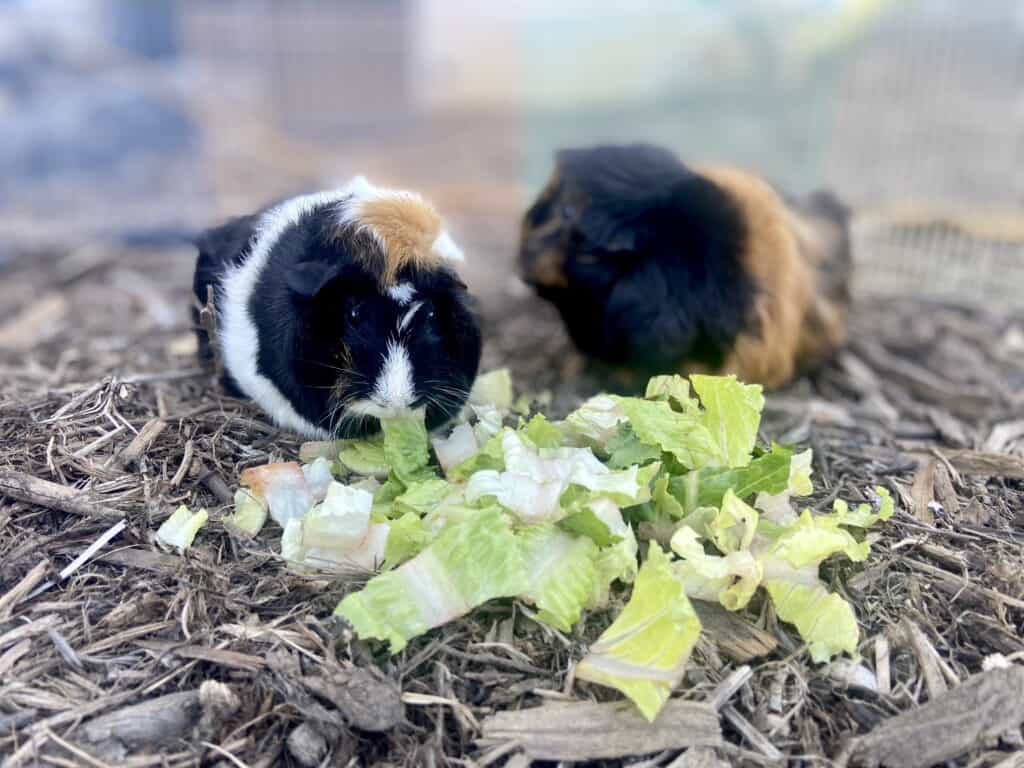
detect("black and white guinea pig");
top-left (192, 176), bottom-right (482, 438)
top-left (518, 143), bottom-right (852, 389)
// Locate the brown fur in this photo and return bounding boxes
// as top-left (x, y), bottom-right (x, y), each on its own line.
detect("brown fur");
top-left (694, 166), bottom-right (814, 389)
top-left (519, 168), bottom-right (573, 289)
top-left (357, 196), bottom-right (443, 286)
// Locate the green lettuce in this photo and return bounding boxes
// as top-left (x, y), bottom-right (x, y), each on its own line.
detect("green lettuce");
top-left (576, 543), bottom-right (701, 721)
top-left (156, 505), bottom-right (208, 551)
top-left (690, 374), bottom-right (764, 468)
top-left (518, 524), bottom-right (599, 631)
top-left (611, 396), bottom-right (720, 470)
top-left (470, 368), bottom-right (514, 411)
top-left (380, 414), bottom-right (432, 485)
top-left (337, 438), bottom-right (389, 478)
top-left (335, 507), bottom-right (526, 652)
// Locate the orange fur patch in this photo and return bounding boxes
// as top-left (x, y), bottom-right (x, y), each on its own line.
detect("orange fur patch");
top-left (357, 197), bottom-right (443, 286)
top-left (695, 166), bottom-right (812, 389)
top-left (519, 168), bottom-right (571, 288)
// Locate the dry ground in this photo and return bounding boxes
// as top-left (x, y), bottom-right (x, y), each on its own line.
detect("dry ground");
top-left (1, 236), bottom-right (1023, 767)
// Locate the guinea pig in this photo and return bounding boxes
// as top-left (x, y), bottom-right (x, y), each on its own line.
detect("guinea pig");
top-left (192, 176), bottom-right (482, 438)
top-left (518, 143), bottom-right (851, 389)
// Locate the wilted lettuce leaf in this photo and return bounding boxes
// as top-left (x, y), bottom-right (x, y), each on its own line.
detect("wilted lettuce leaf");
top-left (587, 498), bottom-right (640, 606)
top-left (690, 374), bottom-right (764, 468)
top-left (763, 570), bottom-right (859, 662)
top-left (393, 477), bottom-right (451, 516)
top-left (576, 543), bottom-right (701, 721)
top-left (336, 507), bottom-right (526, 652)
top-left (518, 524), bottom-right (599, 631)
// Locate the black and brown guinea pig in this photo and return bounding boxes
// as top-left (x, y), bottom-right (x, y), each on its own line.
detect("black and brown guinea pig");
top-left (518, 143), bottom-right (851, 389)
top-left (192, 176), bottom-right (482, 438)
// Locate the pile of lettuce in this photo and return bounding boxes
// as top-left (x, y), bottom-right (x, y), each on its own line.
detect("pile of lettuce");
top-left (228, 371), bottom-right (893, 722)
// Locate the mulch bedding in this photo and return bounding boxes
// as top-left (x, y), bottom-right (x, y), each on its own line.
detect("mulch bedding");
top-left (1, 242), bottom-right (1022, 768)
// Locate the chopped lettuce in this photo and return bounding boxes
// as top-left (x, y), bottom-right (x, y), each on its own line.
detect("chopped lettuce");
top-left (576, 544), bottom-right (701, 721)
top-left (156, 505), bottom-right (208, 551)
top-left (611, 396), bottom-right (720, 470)
top-left (518, 524), bottom-right (599, 631)
top-left (519, 414), bottom-right (564, 450)
top-left (383, 512), bottom-right (432, 569)
top-left (670, 525), bottom-right (761, 610)
top-left (301, 457), bottom-right (336, 503)
top-left (586, 498), bottom-right (639, 606)
top-left (644, 374), bottom-right (698, 410)
top-left (431, 423), bottom-right (479, 474)
top-left (337, 438), bottom-right (389, 478)
top-left (336, 507), bottom-right (526, 652)
top-left (392, 477), bottom-right (451, 516)
top-left (676, 444), bottom-right (795, 513)
top-left (558, 507), bottom-right (621, 547)
top-left (763, 567), bottom-right (859, 662)
top-left (469, 368), bottom-right (513, 412)
top-left (239, 462), bottom-right (313, 526)
top-left (605, 423), bottom-right (662, 469)
top-left (447, 428), bottom-right (506, 481)
top-left (380, 414), bottom-right (432, 485)
top-left (283, 481), bottom-right (389, 571)
top-left (690, 374), bottom-right (764, 468)
top-left (227, 488), bottom-right (269, 536)
top-left (563, 394), bottom-right (626, 447)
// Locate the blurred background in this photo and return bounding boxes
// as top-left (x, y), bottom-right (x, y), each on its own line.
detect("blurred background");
top-left (1, 0), bottom-right (1021, 316)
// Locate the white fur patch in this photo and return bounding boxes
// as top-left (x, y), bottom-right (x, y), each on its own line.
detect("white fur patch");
top-left (388, 283), bottom-right (417, 305)
top-left (219, 190), bottom-right (354, 439)
top-left (432, 229), bottom-right (464, 262)
top-left (399, 301), bottom-right (423, 332)
top-left (376, 341), bottom-right (415, 409)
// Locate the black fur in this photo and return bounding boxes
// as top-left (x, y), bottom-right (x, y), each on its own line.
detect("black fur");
top-left (522, 143), bottom-right (757, 374)
top-left (192, 203), bottom-right (482, 437)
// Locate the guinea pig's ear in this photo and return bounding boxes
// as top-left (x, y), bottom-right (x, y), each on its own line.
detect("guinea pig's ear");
top-left (286, 260), bottom-right (342, 297)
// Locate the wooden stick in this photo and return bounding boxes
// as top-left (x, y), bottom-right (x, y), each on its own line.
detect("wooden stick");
top-left (0, 469), bottom-right (124, 521)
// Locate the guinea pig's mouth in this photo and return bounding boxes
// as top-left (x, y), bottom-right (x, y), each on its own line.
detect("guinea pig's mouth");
top-left (347, 398), bottom-right (426, 421)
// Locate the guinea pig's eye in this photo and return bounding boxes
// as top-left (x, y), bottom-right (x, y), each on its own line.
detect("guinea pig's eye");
top-left (560, 204), bottom-right (577, 220)
top-left (348, 305), bottom-right (362, 323)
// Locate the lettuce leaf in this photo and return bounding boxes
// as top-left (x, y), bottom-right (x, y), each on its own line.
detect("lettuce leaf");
top-left (393, 477), bottom-right (451, 517)
top-left (520, 414), bottom-right (564, 450)
top-left (337, 438), bottom-right (389, 478)
top-left (156, 505), bottom-right (208, 551)
top-left (470, 368), bottom-right (514, 411)
top-left (576, 543), bottom-right (701, 721)
top-left (518, 524), bottom-right (599, 631)
top-left (675, 444), bottom-right (795, 513)
top-left (644, 374), bottom-right (698, 411)
top-left (670, 525), bottom-right (761, 610)
top-left (383, 511), bottom-right (432, 569)
top-left (431, 423), bottom-right (479, 475)
top-left (606, 423), bottom-right (662, 469)
top-left (380, 414), bottom-right (432, 485)
top-left (227, 488), bottom-right (268, 536)
top-left (763, 568), bottom-right (859, 662)
top-left (610, 396), bottom-right (720, 471)
top-left (240, 461), bottom-right (314, 526)
top-left (563, 394), bottom-right (627, 447)
top-left (690, 374), bottom-right (764, 468)
top-left (335, 507), bottom-right (526, 652)
top-left (447, 428), bottom-right (507, 481)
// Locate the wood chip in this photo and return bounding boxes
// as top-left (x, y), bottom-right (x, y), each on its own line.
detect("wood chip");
top-left (840, 667), bottom-right (1024, 768)
top-left (301, 667), bottom-right (403, 732)
top-left (909, 457), bottom-right (936, 524)
top-left (939, 449), bottom-right (1024, 479)
top-left (114, 418), bottom-right (167, 469)
top-left (80, 690), bottom-right (202, 754)
top-left (900, 618), bottom-right (947, 699)
top-left (0, 469), bottom-right (124, 521)
top-left (931, 460), bottom-right (959, 517)
top-left (693, 601), bottom-right (778, 663)
top-left (0, 559), bottom-right (49, 619)
top-left (479, 699), bottom-right (722, 761)
top-left (666, 748), bottom-right (730, 768)
top-left (136, 640), bottom-right (267, 672)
